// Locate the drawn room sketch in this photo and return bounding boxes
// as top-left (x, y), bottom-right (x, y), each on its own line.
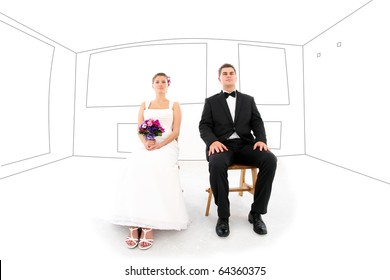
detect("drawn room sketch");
top-left (1, 0), bottom-right (388, 184)
top-left (1, 0), bottom-right (389, 279)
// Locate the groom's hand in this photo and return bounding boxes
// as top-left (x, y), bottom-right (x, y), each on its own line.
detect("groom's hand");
top-left (253, 141), bottom-right (269, 151)
top-left (208, 141), bottom-right (228, 156)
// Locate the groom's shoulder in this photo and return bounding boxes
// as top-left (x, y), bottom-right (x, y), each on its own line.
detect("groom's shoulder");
top-left (206, 92), bottom-right (223, 101)
top-left (237, 91), bottom-right (251, 98)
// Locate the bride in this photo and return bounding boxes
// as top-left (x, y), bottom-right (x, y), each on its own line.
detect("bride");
top-left (112, 73), bottom-right (189, 250)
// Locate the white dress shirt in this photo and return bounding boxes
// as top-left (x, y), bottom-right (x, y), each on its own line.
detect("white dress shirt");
top-left (224, 91), bottom-right (240, 140)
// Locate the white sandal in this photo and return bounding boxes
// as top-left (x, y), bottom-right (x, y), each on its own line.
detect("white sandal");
top-left (139, 228), bottom-right (154, 250)
top-left (125, 227), bottom-right (139, 249)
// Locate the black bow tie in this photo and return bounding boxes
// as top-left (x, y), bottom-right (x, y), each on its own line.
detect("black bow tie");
top-left (224, 91), bottom-right (236, 98)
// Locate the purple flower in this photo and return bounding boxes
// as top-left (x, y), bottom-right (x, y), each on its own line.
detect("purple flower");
top-left (138, 118), bottom-right (165, 140)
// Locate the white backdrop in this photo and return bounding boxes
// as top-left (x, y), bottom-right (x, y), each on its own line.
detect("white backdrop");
top-left (74, 39), bottom-right (304, 160)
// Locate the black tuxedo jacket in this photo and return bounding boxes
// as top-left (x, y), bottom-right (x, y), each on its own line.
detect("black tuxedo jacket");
top-left (199, 90), bottom-right (267, 148)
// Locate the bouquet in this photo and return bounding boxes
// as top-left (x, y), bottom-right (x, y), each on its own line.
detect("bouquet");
top-left (138, 118), bottom-right (165, 140)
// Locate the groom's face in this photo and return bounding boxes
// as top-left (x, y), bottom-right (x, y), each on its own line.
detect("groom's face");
top-left (218, 67), bottom-right (237, 87)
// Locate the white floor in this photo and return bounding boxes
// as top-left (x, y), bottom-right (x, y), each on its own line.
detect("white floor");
top-left (1, 155), bottom-right (389, 280)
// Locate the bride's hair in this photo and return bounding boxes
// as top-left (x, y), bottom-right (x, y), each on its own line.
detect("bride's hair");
top-left (152, 72), bottom-right (171, 86)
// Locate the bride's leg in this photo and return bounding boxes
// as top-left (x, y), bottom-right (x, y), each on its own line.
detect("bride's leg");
top-left (139, 228), bottom-right (154, 250)
top-left (125, 227), bottom-right (139, 249)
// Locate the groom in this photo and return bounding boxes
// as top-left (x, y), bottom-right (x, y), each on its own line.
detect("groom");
top-left (199, 63), bottom-right (277, 237)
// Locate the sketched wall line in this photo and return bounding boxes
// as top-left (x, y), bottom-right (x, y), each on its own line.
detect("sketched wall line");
top-left (1, 14), bottom-right (76, 180)
top-left (2, 0), bottom-right (388, 185)
top-left (0, 19), bottom-right (54, 166)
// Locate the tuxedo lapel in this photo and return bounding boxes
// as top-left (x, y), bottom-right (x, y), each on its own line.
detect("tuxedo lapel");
top-left (218, 91), bottom-right (234, 123)
top-left (234, 91), bottom-right (242, 124)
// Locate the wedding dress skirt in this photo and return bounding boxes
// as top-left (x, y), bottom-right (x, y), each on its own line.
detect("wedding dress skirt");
top-left (111, 103), bottom-right (189, 230)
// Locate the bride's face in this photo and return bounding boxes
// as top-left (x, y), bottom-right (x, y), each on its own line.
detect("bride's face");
top-left (152, 76), bottom-right (168, 93)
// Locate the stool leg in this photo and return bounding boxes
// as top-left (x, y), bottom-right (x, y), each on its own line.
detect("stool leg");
top-left (239, 169), bottom-right (246, 196)
top-left (205, 188), bottom-right (213, 216)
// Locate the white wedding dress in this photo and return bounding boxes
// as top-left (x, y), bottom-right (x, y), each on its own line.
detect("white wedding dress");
top-left (111, 101), bottom-right (189, 230)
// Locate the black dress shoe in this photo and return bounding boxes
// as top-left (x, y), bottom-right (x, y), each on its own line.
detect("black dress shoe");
top-left (216, 218), bottom-right (230, 237)
top-left (248, 212), bottom-right (267, 235)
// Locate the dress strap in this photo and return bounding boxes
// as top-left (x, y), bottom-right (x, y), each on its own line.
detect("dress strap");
top-left (145, 101), bottom-right (151, 109)
top-left (169, 101), bottom-right (176, 109)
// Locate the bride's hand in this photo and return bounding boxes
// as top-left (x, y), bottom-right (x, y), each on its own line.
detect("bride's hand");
top-left (151, 142), bottom-right (165, 150)
top-left (144, 140), bottom-right (156, 150)
top-left (146, 141), bottom-right (166, 150)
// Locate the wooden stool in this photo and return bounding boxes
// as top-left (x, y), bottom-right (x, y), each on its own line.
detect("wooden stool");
top-left (205, 164), bottom-right (258, 216)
